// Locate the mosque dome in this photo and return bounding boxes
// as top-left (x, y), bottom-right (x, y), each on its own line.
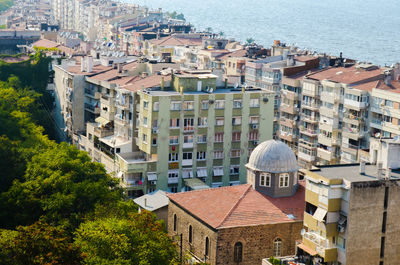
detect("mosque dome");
top-left (246, 140), bottom-right (299, 173)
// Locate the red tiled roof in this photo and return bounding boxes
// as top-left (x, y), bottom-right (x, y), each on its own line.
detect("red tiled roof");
top-left (352, 80), bottom-right (380, 92)
top-left (306, 66), bottom-right (383, 84)
top-left (168, 183), bottom-right (305, 229)
top-left (32, 39), bottom-right (58, 48)
top-left (374, 79), bottom-right (400, 94)
top-left (122, 75), bottom-right (171, 92)
top-left (218, 49), bottom-right (247, 60)
top-left (295, 55), bottom-right (317, 62)
top-left (150, 35), bottom-right (202, 46)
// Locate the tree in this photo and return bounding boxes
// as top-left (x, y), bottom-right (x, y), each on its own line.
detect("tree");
top-left (0, 220), bottom-right (81, 265)
top-left (0, 143), bottom-right (123, 229)
top-left (74, 210), bottom-right (178, 265)
top-left (205, 27), bottom-right (213, 33)
top-left (246, 38), bottom-right (255, 45)
top-left (219, 31), bottom-right (224, 37)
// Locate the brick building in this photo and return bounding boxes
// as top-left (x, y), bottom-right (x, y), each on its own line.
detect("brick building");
top-left (167, 140), bottom-right (305, 265)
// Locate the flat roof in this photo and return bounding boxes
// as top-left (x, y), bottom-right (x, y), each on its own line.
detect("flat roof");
top-left (143, 87), bottom-right (268, 96)
top-left (309, 164), bottom-right (400, 183)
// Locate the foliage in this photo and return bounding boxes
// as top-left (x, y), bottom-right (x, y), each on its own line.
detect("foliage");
top-left (0, 0), bottom-right (13, 12)
top-left (165, 11), bottom-right (185, 21)
top-left (0, 221), bottom-right (81, 265)
top-left (74, 210), bottom-right (177, 265)
top-left (0, 24), bottom-right (6, 29)
top-left (269, 256), bottom-right (281, 265)
top-left (246, 38), bottom-right (255, 44)
top-left (205, 27), bottom-right (213, 33)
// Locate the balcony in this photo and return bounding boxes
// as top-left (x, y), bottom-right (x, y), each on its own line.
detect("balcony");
top-left (302, 114), bottom-right (319, 124)
top-left (370, 119), bottom-right (383, 129)
top-left (100, 110), bottom-right (114, 121)
top-left (298, 151), bottom-right (316, 162)
top-left (341, 143), bottom-right (359, 156)
top-left (100, 95), bottom-right (114, 106)
top-left (183, 142), bottom-right (194, 149)
top-left (114, 116), bottom-right (129, 126)
top-left (317, 148), bottom-right (335, 162)
top-left (120, 178), bottom-right (144, 188)
top-left (344, 98), bottom-right (368, 110)
top-left (182, 159), bottom-right (193, 166)
top-left (302, 102), bottom-right (319, 111)
top-left (279, 117), bottom-right (296, 128)
top-left (85, 89), bottom-right (101, 99)
top-left (299, 126), bottom-right (318, 137)
top-left (183, 126), bottom-right (195, 133)
top-left (303, 232), bottom-right (337, 262)
top-left (278, 131), bottom-right (296, 142)
top-left (93, 126), bottom-right (114, 138)
top-left (320, 92), bottom-right (335, 104)
top-left (319, 106), bottom-right (336, 117)
top-left (343, 114), bottom-right (365, 126)
top-left (168, 177), bottom-right (179, 184)
top-left (342, 127), bottom-right (367, 140)
top-left (280, 104), bottom-right (298, 115)
top-left (84, 102), bottom-right (100, 114)
top-left (282, 89), bottom-right (298, 101)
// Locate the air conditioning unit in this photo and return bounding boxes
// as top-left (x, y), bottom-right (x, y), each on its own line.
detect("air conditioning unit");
top-left (251, 124), bottom-right (259, 129)
top-left (150, 181), bottom-right (157, 185)
top-left (337, 225), bottom-right (345, 233)
top-left (152, 128), bottom-right (158, 134)
top-left (253, 140), bottom-right (259, 145)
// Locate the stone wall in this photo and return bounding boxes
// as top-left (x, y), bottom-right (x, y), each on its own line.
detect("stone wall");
top-left (216, 222), bottom-right (303, 265)
top-left (168, 201), bottom-right (218, 264)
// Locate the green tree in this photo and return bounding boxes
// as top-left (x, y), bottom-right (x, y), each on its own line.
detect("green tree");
top-left (0, 143), bottom-right (122, 229)
top-left (0, 220), bottom-right (81, 265)
top-left (219, 31), bottom-right (224, 37)
top-left (246, 38), bottom-right (255, 45)
top-left (74, 211), bottom-right (178, 265)
top-left (205, 27), bottom-right (213, 33)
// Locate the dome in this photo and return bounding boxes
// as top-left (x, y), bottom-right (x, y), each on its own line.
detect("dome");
top-left (246, 140), bottom-right (299, 173)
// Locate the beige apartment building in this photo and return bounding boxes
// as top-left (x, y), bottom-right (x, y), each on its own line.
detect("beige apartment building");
top-left (298, 138), bottom-right (400, 265)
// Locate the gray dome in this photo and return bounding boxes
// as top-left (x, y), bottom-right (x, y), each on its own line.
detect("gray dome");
top-left (246, 140), bottom-right (299, 173)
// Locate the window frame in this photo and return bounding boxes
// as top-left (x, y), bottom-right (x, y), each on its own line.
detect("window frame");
top-left (260, 172), bottom-right (271, 187)
top-left (279, 173), bottom-right (290, 188)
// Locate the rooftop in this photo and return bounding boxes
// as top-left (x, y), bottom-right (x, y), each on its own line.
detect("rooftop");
top-left (167, 183), bottom-right (305, 229)
top-left (374, 79), bottom-right (400, 94)
top-left (133, 190), bottom-right (169, 211)
top-left (309, 164), bottom-right (400, 183)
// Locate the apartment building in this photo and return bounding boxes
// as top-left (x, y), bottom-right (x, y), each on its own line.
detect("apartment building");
top-left (370, 63), bottom-right (400, 138)
top-left (292, 64), bottom-right (384, 168)
top-left (110, 70), bottom-right (274, 196)
top-left (298, 140), bottom-right (400, 264)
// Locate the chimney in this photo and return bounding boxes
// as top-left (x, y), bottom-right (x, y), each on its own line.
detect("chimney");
top-left (87, 56), bottom-right (93, 73)
top-left (385, 168), bottom-right (392, 179)
top-left (144, 198), bottom-right (148, 207)
top-left (377, 162), bottom-right (383, 179)
top-left (80, 57), bottom-right (86, 72)
top-left (384, 71), bottom-right (392, 86)
top-left (360, 161), bottom-right (366, 175)
top-left (117, 63), bottom-right (122, 73)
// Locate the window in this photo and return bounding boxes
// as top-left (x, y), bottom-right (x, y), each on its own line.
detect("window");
top-left (234, 242), bottom-right (243, 262)
top-left (248, 130), bottom-right (259, 141)
top-left (153, 101), bottom-right (159, 111)
top-left (184, 118), bottom-right (194, 131)
top-left (215, 117), bottom-right (224, 126)
top-left (152, 137), bottom-right (157, 146)
top-left (249, 116), bottom-right (259, 124)
top-left (279, 173), bottom-right (289, 187)
top-left (188, 225), bottom-right (193, 244)
top-left (169, 185), bottom-right (178, 193)
top-left (213, 150), bottom-right (224, 159)
top-left (183, 152), bottom-right (193, 160)
top-left (173, 214), bottom-right (177, 232)
top-left (169, 153), bottom-right (179, 162)
top-left (169, 136), bottom-right (179, 145)
top-left (184, 101), bottom-right (194, 110)
top-left (143, 117), bottom-right (148, 126)
top-left (232, 132), bottom-right (241, 142)
top-left (170, 118), bottom-right (180, 128)
top-left (337, 236), bottom-right (346, 249)
top-left (168, 171), bottom-right (179, 179)
top-left (230, 149), bottom-right (240, 158)
top-left (230, 165), bottom-right (240, 175)
top-left (205, 237), bottom-right (210, 257)
top-left (201, 100), bottom-right (209, 110)
top-left (248, 148), bottom-right (254, 156)
top-left (215, 132), bottom-right (224, 142)
top-left (233, 99), bottom-right (242, 108)
top-left (215, 100), bottom-right (225, 109)
top-left (142, 133), bottom-right (147, 143)
top-left (116, 148), bottom-right (120, 153)
top-left (197, 134), bottom-right (207, 143)
top-left (232, 116), bottom-right (242, 125)
top-left (273, 238), bottom-right (282, 257)
top-left (197, 151), bottom-right (207, 160)
top-left (198, 117), bottom-right (208, 127)
top-left (250, 98), bottom-right (260, 107)
top-left (260, 173), bottom-right (271, 187)
top-left (170, 101), bottom-right (181, 110)
top-left (143, 101), bottom-right (149, 109)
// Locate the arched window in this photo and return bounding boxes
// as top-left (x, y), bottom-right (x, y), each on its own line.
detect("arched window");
top-left (205, 237), bottom-right (210, 257)
top-left (234, 242), bottom-right (243, 262)
top-left (173, 214), bottom-right (177, 232)
top-left (188, 225), bottom-right (193, 244)
top-left (273, 238), bottom-right (282, 257)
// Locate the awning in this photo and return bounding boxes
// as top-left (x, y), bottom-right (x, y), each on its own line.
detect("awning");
top-left (297, 243), bottom-right (317, 256)
top-left (182, 170), bottom-right (193, 179)
top-left (197, 168), bottom-right (208, 178)
top-left (184, 178), bottom-right (210, 190)
top-left (213, 167), bottom-right (224, 176)
top-left (147, 172), bottom-right (157, 181)
top-left (313, 207), bottom-right (327, 222)
top-left (95, 116), bottom-right (111, 126)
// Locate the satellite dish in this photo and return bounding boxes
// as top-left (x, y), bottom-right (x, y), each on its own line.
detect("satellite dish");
top-left (300, 228), bottom-right (305, 236)
top-left (375, 132), bottom-right (381, 138)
